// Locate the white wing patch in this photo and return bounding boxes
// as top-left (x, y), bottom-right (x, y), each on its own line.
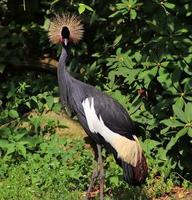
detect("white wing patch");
top-left (82, 97), bottom-right (142, 167)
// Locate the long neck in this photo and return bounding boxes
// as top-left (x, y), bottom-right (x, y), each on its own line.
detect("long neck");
top-left (57, 48), bottom-right (72, 107)
top-left (58, 48), bottom-right (68, 70)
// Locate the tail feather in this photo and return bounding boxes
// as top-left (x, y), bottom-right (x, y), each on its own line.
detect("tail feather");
top-left (121, 152), bottom-right (148, 185)
top-left (121, 161), bottom-right (134, 185)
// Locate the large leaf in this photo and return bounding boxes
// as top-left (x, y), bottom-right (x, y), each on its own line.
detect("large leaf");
top-left (113, 34), bottom-right (122, 46)
top-left (184, 103), bottom-right (192, 122)
top-left (5, 143), bottom-right (16, 156)
top-left (161, 118), bottom-right (185, 128)
top-left (164, 2), bottom-right (175, 9)
top-left (9, 109), bottom-right (19, 119)
top-left (166, 128), bottom-right (188, 152)
top-left (173, 99), bottom-right (187, 123)
top-left (46, 95), bottom-right (54, 109)
top-left (130, 9), bottom-right (137, 20)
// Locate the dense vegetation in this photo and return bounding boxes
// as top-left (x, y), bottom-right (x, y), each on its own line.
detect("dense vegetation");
top-left (0, 0), bottom-right (192, 199)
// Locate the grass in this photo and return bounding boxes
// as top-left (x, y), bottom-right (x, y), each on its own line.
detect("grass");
top-left (0, 71), bottom-right (191, 200)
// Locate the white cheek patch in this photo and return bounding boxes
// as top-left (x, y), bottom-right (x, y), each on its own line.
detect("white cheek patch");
top-left (82, 97), bottom-right (142, 167)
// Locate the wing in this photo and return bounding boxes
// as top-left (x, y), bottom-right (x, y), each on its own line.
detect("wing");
top-left (95, 94), bottom-right (135, 139)
top-left (83, 93), bottom-right (135, 140)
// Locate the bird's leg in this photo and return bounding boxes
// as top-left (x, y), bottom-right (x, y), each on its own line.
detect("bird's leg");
top-left (86, 144), bottom-right (104, 200)
top-left (97, 144), bottom-right (104, 200)
top-left (86, 167), bottom-right (99, 199)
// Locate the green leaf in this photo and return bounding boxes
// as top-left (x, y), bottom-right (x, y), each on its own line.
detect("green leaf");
top-left (166, 128), bottom-right (188, 152)
top-left (160, 127), bottom-right (170, 135)
top-left (164, 2), bottom-right (175, 9)
top-left (14, 132), bottom-right (26, 141)
top-left (157, 147), bottom-right (167, 160)
top-left (78, 3), bottom-right (93, 14)
top-left (113, 34), bottom-right (122, 46)
top-left (43, 18), bottom-right (50, 31)
top-left (0, 139), bottom-right (9, 148)
top-left (29, 116), bottom-right (41, 133)
top-left (160, 61), bottom-right (169, 67)
top-left (139, 67), bottom-right (158, 88)
top-left (16, 143), bottom-right (27, 158)
top-left (84, 4), bottom-right (94, 12)
top-left (184, 103), bottom-right (192, 122)
top-left (26, 101), bottom-right (31, 108)
top-left (5, 144), bottom-right (16, 156)
top-left (130, 9), bottom-right (137, 20)
top-left (31, 96), bottom-right (38, 105)
top-left (173, 99), bottom-right (187, 123)
top-left (134, 52), bottom-right (142, 62)
top-left (46, 95), bottom-right (54, 109)
top-left (161, 118), bottom-right (185, 128)
top-left (188, 128), bottom-right (192, 137)
top-left (142, 139), bottom-right (160, 153)
top-left (78, 5), bottom-right (85, 14)
top-left (52, 103), bottom-right (61, 113)
top-left (110, 176), bottom-right (119, 186)
top-left (9, 109), bottom-right (19, 119)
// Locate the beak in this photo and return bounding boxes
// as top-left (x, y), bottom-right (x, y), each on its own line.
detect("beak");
top-left (64, 38), bottom-right (68, 46)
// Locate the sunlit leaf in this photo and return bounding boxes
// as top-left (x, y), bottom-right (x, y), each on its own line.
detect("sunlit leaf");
top-left (113, 34), bottom-right (122, 46)
top-left (188, 128), bottom-right (192, 137)
top-left (161, 119), bottom-right (185, 128)
top-left (134, 52), bottom-right (142, 62)
top-left (78, 5), bottom-right (85, 14)
top-left (164, 2), bottom-right (175, 9)
top-left (184, 103), bottom-right (192, 122)
top-left (46, 96), bottom-right (54, 109)
top-left (16, 143), bottom-right (27, 158)
top-left (130, 9), bottom-right (137, 20)
top-left (9, 109), bottom-right (19, 119)
top-left (173, 99), bottom-right (187, 123)
top-left (78, 3), bottom-right (93, 14)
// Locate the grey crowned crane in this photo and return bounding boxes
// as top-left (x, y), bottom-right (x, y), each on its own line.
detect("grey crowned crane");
top-left (49, 14), bottom-right (148, 199)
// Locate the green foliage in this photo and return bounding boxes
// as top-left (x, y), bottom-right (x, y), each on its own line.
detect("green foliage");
top-left (0, 136), bottom-right (94, 200)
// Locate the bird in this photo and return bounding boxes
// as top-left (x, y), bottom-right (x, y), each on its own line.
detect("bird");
top-left (48, 13), bottom-right (148, 199)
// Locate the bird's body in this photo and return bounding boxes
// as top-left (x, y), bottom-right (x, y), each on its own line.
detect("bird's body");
top-left (49, 13), bottom-right (148, 198)
top-left (58, 48), bottom-right (147, 185)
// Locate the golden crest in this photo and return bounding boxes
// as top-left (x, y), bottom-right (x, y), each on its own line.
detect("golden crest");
top-left (48, 13), bottom-right (84, 44)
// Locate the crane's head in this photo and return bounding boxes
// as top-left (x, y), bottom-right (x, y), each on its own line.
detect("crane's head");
top-left (48, 13), bottom-right (84, 48)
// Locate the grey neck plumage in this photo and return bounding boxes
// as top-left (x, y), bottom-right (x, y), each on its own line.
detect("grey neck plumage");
top-left (57, 48), bottom-right (72, 109)
top-left (58, 48), bottom-right (68, 70)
